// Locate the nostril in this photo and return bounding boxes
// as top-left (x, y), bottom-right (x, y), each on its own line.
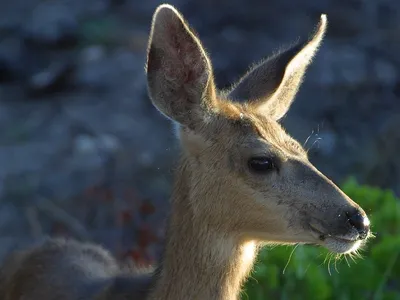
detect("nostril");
top-left (346, 210), bottom-right (370, 239)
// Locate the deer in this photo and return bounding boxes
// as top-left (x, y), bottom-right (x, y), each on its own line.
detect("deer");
top-left (0, 4), bottom-right (371, 300)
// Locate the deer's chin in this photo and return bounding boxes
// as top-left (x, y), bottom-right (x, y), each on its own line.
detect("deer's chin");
top-left (322, 237), bottom-right (363, 254)
top-left (308, 224), bottom-right (364, 254)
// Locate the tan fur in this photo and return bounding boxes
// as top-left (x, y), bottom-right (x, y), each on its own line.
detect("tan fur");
top-left (0, 4), bottom-right (371, 300)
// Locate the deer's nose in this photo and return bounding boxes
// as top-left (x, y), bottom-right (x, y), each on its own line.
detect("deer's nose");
top-left (346, 209), bottom-right (370, 240)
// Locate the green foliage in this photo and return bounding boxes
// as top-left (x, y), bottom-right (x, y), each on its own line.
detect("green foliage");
top-left (242, 178), bottom-right (400, 300)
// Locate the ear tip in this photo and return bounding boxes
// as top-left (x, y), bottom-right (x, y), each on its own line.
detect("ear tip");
top-left (318, 14), bottom-right (328, 32)
top-left (155, 3), bottom-right (178, 14)
top-left (320, 14), bottom-right (328, 26)
top-left (309, 13), bottom-right (327, 41)
top-left (153, 4), bottom-right (182, 22)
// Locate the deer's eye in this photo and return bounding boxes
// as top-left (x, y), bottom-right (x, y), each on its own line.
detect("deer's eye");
top-left (248, 157), bottom-right (276, 173)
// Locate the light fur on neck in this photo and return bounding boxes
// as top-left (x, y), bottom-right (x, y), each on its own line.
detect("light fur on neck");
top-left (148, 157), bottom-right (258, 300)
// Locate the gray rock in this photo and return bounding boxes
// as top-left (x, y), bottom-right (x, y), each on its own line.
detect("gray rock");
top-left (0, 38), bottom-right (23, 82)
top-left (0, 0), bottom-right (37, 32)
top-left (74, 134), bottom-right (121, 155)
top-left (73, 49), bottom-right (114, 89)
top-left (80, 46), bottom-right (107, 63)
top-left (74, 135), bottom-right (99, 155)
top-left (98, 134), bottom-right (121, 153)
top-left (25, 59), bottom-right (75, 96)
top-left (310, 43), bottom-right (368, 87)
top-left (0, 143), bottom-right (58, 178)
top-left (373, 59), bottom-right (398, 86)
top-left (22, 2), bottom-right (78, 47)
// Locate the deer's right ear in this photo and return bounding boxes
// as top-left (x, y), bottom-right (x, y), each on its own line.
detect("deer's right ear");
top-left (146, 4), bottom-right (216, 128)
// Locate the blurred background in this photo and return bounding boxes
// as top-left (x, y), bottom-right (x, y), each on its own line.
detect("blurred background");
top-left (0, 0), bottom-right (399, 298)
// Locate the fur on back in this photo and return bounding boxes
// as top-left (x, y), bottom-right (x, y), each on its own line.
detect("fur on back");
top-left (0, 238), bottom-right (155, 300)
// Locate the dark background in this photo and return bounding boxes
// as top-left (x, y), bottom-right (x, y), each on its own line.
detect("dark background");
top-left (0, 0), bottom-right (399, 265)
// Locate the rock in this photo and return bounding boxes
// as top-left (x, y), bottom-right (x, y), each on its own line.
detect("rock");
top-left (0, 203), bottom-right (22, 234)
top-left (25, 59), bottom-right (75, 96)
top-left (74, 134), bottom-right (121, 155)
top-left (0, 0), bottom-right (37, 33)
top-left (373, 59), bottom-right (398, 86)
top-left (74, 135), bottom-right (98, 155)
top-left (22, 2), bottom-right (78, 48)
top-left (0, 38), bottom-right (23, 82)
top-left (98, 134), bottom-right (121, 153)
top-left (73, 48), bottom-right (142, 90)
top-left (0, 143), bottom-right (58, 182)
top-left (309, 43), bottom-right (368, 87)
top-left (73, 54), bottom-right (112, 90)
top-left (0, 60), bottom-right (13, 83)
top-left (378, 113), bottom-right (400, 159)
top-left (80, 46), bottom-right (107, 63)
top-left (326, 6), bottom-right (366, 39)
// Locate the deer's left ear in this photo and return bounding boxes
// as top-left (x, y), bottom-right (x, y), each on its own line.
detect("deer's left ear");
top-left (227, 15), bottom-right (327, 120)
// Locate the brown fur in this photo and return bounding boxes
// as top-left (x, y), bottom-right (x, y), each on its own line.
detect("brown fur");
top-left (0, 4), bottom-right (371, 300)
top-left (0, 238), bottom-right (155, 300)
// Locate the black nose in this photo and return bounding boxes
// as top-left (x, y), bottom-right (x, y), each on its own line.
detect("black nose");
top-left (346, 209), bottom-right (370, 239)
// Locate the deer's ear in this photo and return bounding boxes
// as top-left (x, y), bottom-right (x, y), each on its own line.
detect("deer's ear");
top-left (146, 4), bottom-right (216, 128)
top-left (227, 15), bottom-right (327, 120)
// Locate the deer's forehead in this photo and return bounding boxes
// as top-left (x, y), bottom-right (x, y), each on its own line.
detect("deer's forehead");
top-left (199, 108), bottom-right (304, 157)
top-left (219, 113), bottom-right (305, 157)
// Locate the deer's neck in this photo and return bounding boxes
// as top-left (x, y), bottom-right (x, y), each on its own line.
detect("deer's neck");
top-left (149, 158), bottom-right (258, 300)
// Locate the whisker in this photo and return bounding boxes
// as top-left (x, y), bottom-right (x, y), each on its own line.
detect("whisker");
top-left (327, 254), bottom-right (332, 276)
top-left (318, 256), bottom-right (326, 268)
top-left (344, 255), bottom-right (351, 267)
top-left (303, 263), bottom-right (311, 276)
top-left (303, 129), bottom-right (314, 147)
top-left (322, 253), bottom-right (329, 266)
top-left (283, 244), bottom-right (299, 274)
top-left (334, 254), bottom-right (340, 273)
top-left (310, 137), bottom-right (322, 150)
top-left (349, 254), bottom-right (357, 264)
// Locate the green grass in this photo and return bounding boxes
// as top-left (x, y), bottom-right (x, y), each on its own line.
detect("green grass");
top-left (242, 178), bottom-right (400, 300)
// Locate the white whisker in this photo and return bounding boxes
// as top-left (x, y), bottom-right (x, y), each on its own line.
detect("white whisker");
top-left (283, 244), bottom-right (299, 274)
top-left (303, 129), bottom-right (314, 147)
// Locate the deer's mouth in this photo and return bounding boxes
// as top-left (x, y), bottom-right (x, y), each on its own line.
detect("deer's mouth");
top-left (308, 224), bottom-right (363, 254)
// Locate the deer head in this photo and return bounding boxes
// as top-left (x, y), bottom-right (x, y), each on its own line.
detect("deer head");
top-left (146, 4), bottom-right (370, 255)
